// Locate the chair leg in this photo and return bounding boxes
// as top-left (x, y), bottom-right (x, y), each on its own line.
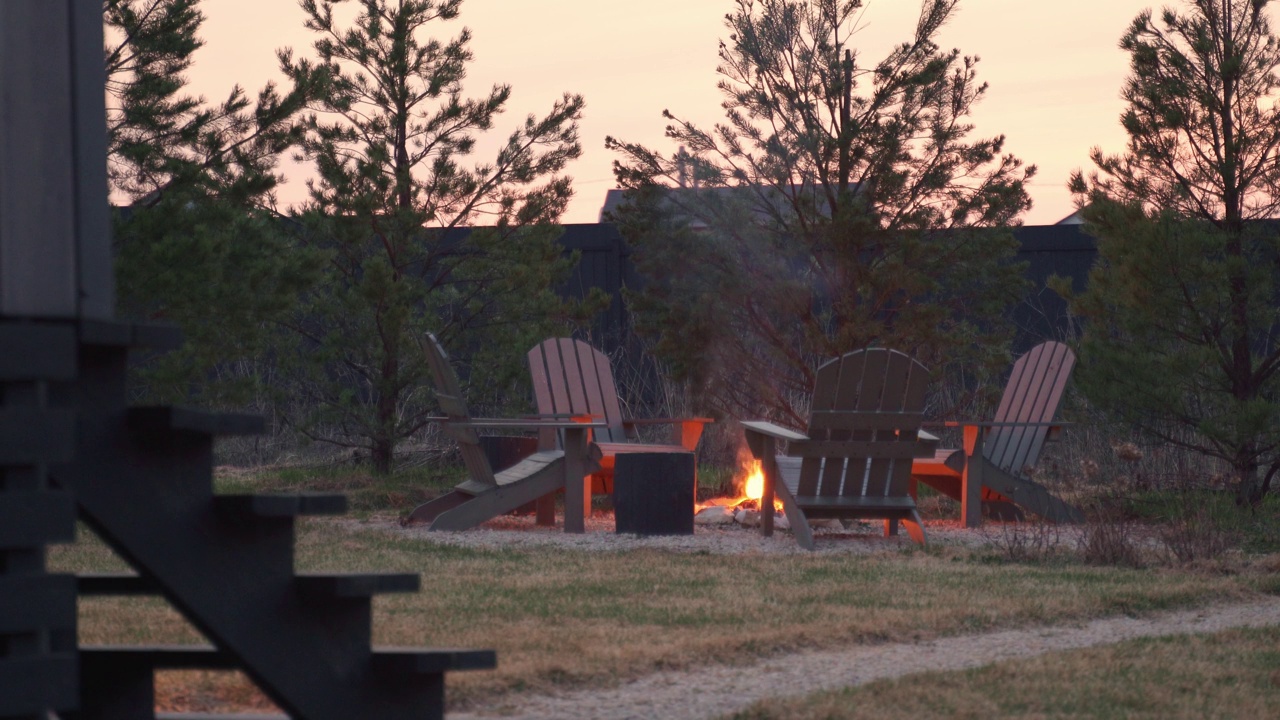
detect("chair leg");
top-left (903, 510), bottom-right (927, 546)
top-left (961, 426), bottom-right (984, 529)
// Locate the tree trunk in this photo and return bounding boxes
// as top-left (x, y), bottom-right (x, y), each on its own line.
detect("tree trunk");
top-left (1234, 459), bottom-right (1262, 507)
top-left (372, 437), bottom-right (394, 476)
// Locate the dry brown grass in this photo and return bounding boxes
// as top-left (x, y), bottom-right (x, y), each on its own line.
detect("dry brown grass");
top-left (729, 625), bottom-right (1280, 719)
top-left (51, 519), bottom-right (1280, 713)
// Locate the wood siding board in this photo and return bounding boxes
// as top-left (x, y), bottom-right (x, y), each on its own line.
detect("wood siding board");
top-left (0, 0), bottom-right (78, 317)
top-left (70, 0), bottom-right (113, 319)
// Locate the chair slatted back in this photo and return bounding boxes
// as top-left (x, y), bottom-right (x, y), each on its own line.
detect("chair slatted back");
top-left (794, 349), bottom-right (929, 499)
top-left (420, 333), bottom-right (496, 486)
top-left (528, 338), bottom-right (628, 447)
top-left (985, 341), bottom-right (1076, 475)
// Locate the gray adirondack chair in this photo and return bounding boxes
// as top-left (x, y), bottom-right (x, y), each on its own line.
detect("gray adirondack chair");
top-left (403, 334), bottom-right (603, 533)
top-left (527, 338), bottom-right (712, 514)
top-left (742, 348), bottom-right (938, 550)
top-left (910, 341), bottom-right (1084, 527)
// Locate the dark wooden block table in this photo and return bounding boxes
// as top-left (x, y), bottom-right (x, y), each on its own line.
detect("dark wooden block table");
top-left (613, 451), bottom-right (696, 536)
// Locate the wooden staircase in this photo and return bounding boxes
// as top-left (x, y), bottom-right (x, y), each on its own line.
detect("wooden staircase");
top-left (18, 320), bottom-right (493, 719)
top-left (0, 322), bottom-right (81, 719)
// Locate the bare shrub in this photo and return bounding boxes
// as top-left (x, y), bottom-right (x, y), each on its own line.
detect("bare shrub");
top-left (991, 519), bottom-right (1065, 563)
top-left (1078, 502), bottom-right (1145, 567)
top-left (1159, 507), bottom-right (1236, 563)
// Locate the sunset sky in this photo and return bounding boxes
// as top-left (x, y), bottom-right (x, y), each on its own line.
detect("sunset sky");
top-left (187, 0), bottom-right (1162, 225)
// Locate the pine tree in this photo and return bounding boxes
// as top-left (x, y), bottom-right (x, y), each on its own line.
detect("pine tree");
top-left (279, 0), bottom-right (589, 473)
top-left (105, 0), bottom-right (322, 407)
top-left (1067, 0), bottom-right (1280, 505)
top-left (607, 0), bottom-right (1034, 426)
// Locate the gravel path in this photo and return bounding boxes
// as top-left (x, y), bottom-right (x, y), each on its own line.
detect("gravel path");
top-left (346, 513), bottom-right (1280, 720)
top-left (449, 597), bottom-right (1280, 720)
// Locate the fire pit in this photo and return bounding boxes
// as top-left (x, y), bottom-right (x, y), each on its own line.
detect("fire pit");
top-left (695, 459), bottom-right (789, 529)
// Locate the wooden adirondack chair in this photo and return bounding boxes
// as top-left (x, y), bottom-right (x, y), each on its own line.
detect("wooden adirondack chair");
top-left (403, 334), bottom-right (603, 533)
top-left (741, 348), bottom-right (938, 550)
top-left (527, 338), bottom-right (712, 512)
top-left (910, 341), bottom-right (1085, 527)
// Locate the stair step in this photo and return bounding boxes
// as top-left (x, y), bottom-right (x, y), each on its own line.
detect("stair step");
top-left (295, 573), bottom-right (420, 599)
top-left (0, 409), bottom-right (77, 464)
top-left (81, 645), bottom-right (236, 670)
top-left (372, 648), bottom-right (498, 674)
top-left (0, 653), bottom-right (79, 714)
top-left (128, 406), bottom-right (265, 437)
top-left (0, 574), bottom-right (77, 631)
top-left (80, 318), bottom-right (183, 350)
top-left (0, 322), bottom-right (77, 381)
top-left (156, 707), bottom-right (286, 712)
top-left (0, 490), bottom-right (76, 547)
top-left (81, 645), bottom-right (497, 674)
top-left (77, 572), bottom-right (160, 596)
top-left (213, 493), bottom-right (348, 519)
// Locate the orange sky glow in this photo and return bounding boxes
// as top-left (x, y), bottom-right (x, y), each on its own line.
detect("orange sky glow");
top-left (188, 0), bottom-right (1160, 225)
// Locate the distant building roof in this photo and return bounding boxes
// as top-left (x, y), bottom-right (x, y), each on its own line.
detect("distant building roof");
top-left (1056, 209), bottom-right (1084, 225)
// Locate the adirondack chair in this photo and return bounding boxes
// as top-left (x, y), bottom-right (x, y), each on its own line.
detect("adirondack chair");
top-left (910, 340), bottom-right (1085, 527)
top-left (527, 338), bottom-right (712, 513)
top-left (741, 348), bottom-right (938, 550)
top-left (403, 334), bottom-right (604, 533)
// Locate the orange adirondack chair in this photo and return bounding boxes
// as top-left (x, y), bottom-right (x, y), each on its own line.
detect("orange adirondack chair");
top-left (910, 341), bottom-right (1084, 527)
top-left (742, 348), bottom-right (938, 550)
top-left (527, 338), bottom-right (712, 514)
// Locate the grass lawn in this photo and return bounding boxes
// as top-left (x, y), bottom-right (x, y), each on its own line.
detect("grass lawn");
top-left (729, 625), bottom-right (1280, 719)
top-left (50, 512), bottom-right (1280, 712)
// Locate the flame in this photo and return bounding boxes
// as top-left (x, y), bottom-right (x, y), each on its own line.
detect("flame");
top-left (739, 459), bottom-right (783, 512)
top-left (743, 460), bottom-right (764, 500)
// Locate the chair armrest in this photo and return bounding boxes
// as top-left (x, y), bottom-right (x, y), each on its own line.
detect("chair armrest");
top-left (915, 430), bottom-right (940, 456)
top-left (740, 420), bottom-right (808, 442)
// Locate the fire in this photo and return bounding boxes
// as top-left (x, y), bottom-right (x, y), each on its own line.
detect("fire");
top-left (743, 460), bottom-right (764, 500)
top-left (739, 459), bottom-right (782, 512)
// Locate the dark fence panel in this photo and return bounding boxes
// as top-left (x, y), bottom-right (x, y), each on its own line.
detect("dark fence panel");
top-left (551, 223), bottom-right (1100, 358)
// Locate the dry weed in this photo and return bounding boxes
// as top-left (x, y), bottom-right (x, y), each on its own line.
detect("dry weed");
top-left (1078, 502), bottom-right (1146, 567)
top-left (990, 519), bottom-right (1066, 563)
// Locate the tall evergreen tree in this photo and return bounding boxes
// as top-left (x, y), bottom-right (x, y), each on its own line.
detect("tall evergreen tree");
top-left (1067, 0), bottom-right (1280, 505)
top-left (607, 0), bottom-right (1034, 427)
top-left (105, 0), bottom-right (321, 406)
top-left (279, 0), bottom-right (589, 473)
